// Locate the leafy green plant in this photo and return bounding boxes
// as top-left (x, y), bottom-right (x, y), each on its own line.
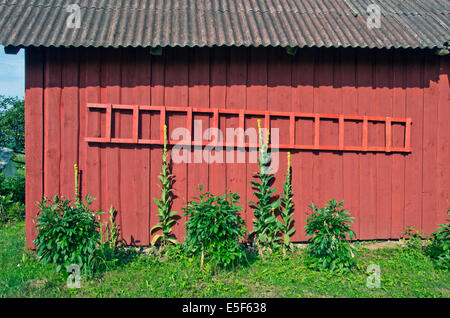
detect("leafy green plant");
top-left (33, 195), bottom-right (101, 277)
top-left (305, 199), bottom-right (357, 271)
top-left (151, 124), bottom-right (178, 249)
top-left (99, 206), bottom-right (119, 250)
top-left (183, 186), bottom-right (247, 270)
top-left (249, 119), bottom-right (280, 258)
top-left (400, 226), bottom-right (428, 251)
top-left (277, 152), bottom-right (295, 256)
top-left (425, 209), bottom-right (449, 269)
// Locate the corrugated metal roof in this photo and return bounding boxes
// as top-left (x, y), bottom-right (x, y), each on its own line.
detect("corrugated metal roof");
top-left (0, 0), bottom-right (448, 49)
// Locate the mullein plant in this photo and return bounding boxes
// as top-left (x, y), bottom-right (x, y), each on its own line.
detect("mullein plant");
top-left (277, 152), bottom-right (296, 256)
top-left (151, 124), bottom-right (178, 250)
top-left (249, 119), bottom-right (281, 259)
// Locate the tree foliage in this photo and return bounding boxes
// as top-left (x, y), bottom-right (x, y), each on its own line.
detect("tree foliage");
top-left (0, 95), bottom-right (24, 152)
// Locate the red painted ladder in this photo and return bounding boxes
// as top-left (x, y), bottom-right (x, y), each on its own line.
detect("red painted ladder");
top-left (85, 103), bottom-right (412, 153)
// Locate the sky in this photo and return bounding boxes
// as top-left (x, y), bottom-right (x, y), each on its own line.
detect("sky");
top-left (0, 45), bottom-right (25, 99)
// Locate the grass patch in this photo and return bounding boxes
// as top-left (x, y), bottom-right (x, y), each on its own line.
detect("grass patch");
top-left (1, 222), bottom-right (449, 298)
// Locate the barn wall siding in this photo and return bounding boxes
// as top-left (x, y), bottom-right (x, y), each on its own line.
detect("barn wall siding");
top-left (25, 46), bottom-right (450, 247)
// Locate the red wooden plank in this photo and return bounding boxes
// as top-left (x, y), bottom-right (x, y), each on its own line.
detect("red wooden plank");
top-left (188, 47), bottom-right (210, 204)
top-left (390, 50), bottom-right (406, 238)
top-left (25, 47), bottom-right (45, 248)
top-left (43, 48), bottom-right (62, 200)
top-left (375, 50), bottom-right (393, 239)
top-left (209, 47), bottom-right (227, 196)
top-left (226, 47), bottom-right (247, 224)
top-left (422, 54), bottom-right (439, 234)
top-left (149, 52), bottom-right (165, 244)
top-left (246, 46), bottom-right (268, 232)
top-left (404, 52), bottom-right (423, 231)
top-left (165, 47), bottom-right (189, 240)
top-left (358, 49), bottom-right (377, 240)
top-left (134, 48), bottom-right (151, 245)
top-left (268, 47), bottom-right (291, 223)
top-left (118, 48), bottom-right (139, 244)
top-left (60, 49), bottom-right (79, 200)
top-left (81, 48), bottom-right (103, 224)
top-left (340, 48), bottom-right (361, 238)
top-left (436, 57), bottom-right (450, 228)
top-left (315, 48), bottom-right (342, 212)
top-left (102, 48), bottom-right (122, 240)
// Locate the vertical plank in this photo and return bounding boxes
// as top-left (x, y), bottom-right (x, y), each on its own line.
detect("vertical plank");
top-left (134, 48), bottom-right (151, 245)
top-left (391, 50), bottom-right (406, 238)
top-left (357, 49), bottom-right (377, 240)
top-left (246, 47), bottom-right (268, 233)
top-left (188, 47), bottom-right (210, 207)
top-left (404, 51), bottom-right (423, 231)
top-left (165, 47), bottom-right (189, 240)
top-left (436, 56), bottom-right (450, 227)
top-left (374, 50), bottom-right (393, 239)
top-left (340, 48), bottom-right (361, 238)
top-left (119, 48), bottom-right (137, 244)
top-left (226, 47), bottom-right (247, 223)
top-left (149, 51), bottom-right (165, 244)
top-left (60, 48), bottom-right (79, 200)
top-left (291, 48), bottom-right (315, 241)
top-left (314, 48), bottom-right (342, 210)
top-left (209, 48), bottom-right (227, 199)
top-left (102, 48), bottom-right (122, 240)
top-left (267, 47), bottom-right (291, 239)
top-left (421, 53), bottom-right (439, 233)
top-left (43, 48), bottom-right (61, 200)
top-left (25, 47), bottom-right (45, 248)
top-left (81, 48), bottom-right (102, 218)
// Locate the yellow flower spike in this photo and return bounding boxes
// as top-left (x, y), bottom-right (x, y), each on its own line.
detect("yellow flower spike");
top-left (74, 164), bottom-right (79, 200)
top-left (287, 152), bottom-right (291, 167)
top-left (163, 124), bottom-right (168, 150)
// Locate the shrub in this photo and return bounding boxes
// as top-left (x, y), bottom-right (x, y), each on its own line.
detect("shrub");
top-left (425, 210), bottom-right (449, 269)
top-left (183, 187), bottom-right (247, 270)
top-left (33, 195), bottom-right (101, 276)
top-left (0, 172), bottom-right (25, 224)
top-left (151, 124), bottom-right (178, 249)
top-left (305, 199), bottom-right (357, 271)
top-left (249, 119), bottom-right (280, 258)
top-left (0, 171), bottom-right (25, 205)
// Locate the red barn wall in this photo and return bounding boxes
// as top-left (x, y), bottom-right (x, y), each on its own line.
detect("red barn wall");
top-left (25, 46), bottom-right (450, 247)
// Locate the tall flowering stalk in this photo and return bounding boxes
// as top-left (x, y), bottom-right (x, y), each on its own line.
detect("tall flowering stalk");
top-left (249, 120), bottom-right (280, 258)
top-left (74, 164), bottom-right (79, 201)
top-left (277, 152), bottom-right (296, 256)
top-left (151, 124), bottom-right (178, 248)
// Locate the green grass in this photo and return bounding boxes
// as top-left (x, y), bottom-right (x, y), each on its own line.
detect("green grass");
top-left (1, 222), bottom-right (449, 298)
